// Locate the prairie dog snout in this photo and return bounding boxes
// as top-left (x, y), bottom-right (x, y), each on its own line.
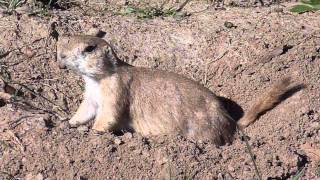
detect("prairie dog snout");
top-left (57, 35), bottom-right (295, 145)
top-left (57, 36), bottom-right (120, 77)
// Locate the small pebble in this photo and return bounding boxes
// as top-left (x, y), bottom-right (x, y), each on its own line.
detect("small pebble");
top-left (124, 132), bottom-right (133, 139)
top-left (227, 164), bottom-right (235, 172)
top-left (243, 166), bottom-right (251, 171)
top-left (15, 6), bottom-right (31, 14)
top-left (298, 106), bottom-right (310, 116)
top-left (272, 7), bottom-right (283, 13)
top-left (134, 149), bottom-right (142, 155)
top-left (114, 138), bottom-right (123, 145)
top-left (77, 125), bottom-right (89, 133)
top-left (278, 136), bottom-right (285, 141)
top-left (224, 21), bottom-right (236, 28)
top-left (310, 122), bottom-right (320, 130)
top-left (225, 173), bottom-right (234, 180)
top-left (59, 122), bottom-right (69, 129)
top-left (25, 173), bottom-right (43, 180)
top-left (35, 173), bottom-right (44, 180)
top-left (142, 150), bottom-right (150, 157)
top-left (23, 47), bottom-right (35, 58)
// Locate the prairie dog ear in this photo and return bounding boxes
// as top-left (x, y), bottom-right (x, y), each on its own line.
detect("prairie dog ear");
top-left (103, 45), bottom-right (115, 59)
top-left (103, 43), bottom-right (121, 66)
top-left (87, 28), bottom-right (106, 38)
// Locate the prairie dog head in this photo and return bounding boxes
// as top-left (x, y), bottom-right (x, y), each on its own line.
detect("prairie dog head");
top-left (57, 35), bottom-right (118, 78)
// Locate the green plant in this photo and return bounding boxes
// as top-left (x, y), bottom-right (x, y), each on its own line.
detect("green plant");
top-left (117, 0), bottom-right (191, 19)
top-left (316, 162), bottom-right (320, 177)
top-left (28, 0), bottom-right (53, 16)
top-left (0, 0), bottom-right (24, 13)
top-left (292, 167), bottom-right (306, 180)
top-left (0, 0), bottom-right (54, 16)
top-left (118, 5), bottom-right (177, 19)
top-left (289, 0), bottom-right (320, 13)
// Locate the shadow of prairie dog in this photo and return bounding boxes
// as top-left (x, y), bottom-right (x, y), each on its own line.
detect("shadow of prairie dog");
top-left (56, 35), bottom-right (297, 145)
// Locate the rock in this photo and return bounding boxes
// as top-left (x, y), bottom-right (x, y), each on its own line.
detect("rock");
top-left (77, 125), bottom-right (89, 133)
top-left (59, 121), bottom-right (70, 129)
top-left (159, 163), bottom-right (177, 180)
top-left (243, 166), bottom-right (251, 171)
top-left (298, 106), bottom-right (310, 116)
top-left (114, 138), bottom-right (123, 145)
top-left (22, 46), bottom-right (36, 58)
top-left (278, 136), bottom-right (285, 141)
top-left (142, 150), bottom-right (150, 158)
top-left (225, 173), bottom-right (234, 180)
top-left (134, 149), bottom-right (142, 155)
top-left (25, 173), bottom-right (44, 180)
top-left (310, 122), bottom-right (320, 130)
top-left (224, 21), bottom-right (236, 28)
top-left (287, 154), bottom-right (299, 168)
top-left (271, 7), bottom-right (283, 13)
top-left (124, 132), bottom-right (133, 139)
top-left (217, 173), bottom-right (224, 180)
top-left (0, 8), bottom-right (4, 18)
top-left (0, 92), bottom-right (11, 102)
top-left (87, 28), bottom-right (106, 37)
top-left (155, 150), bottom-right (168, 165)
top-left (0, 78), bottom-right (5, 91)
top-left (227, 164), bottom-right (235, 172)
top-left (242, 166), bottom-right (253, 179)
top-left (35, 173), bottom-right (44, 180)
top-left (15, 6), bottom-right (32, 14)
top-left (35, 116), bottom-right (48, 129)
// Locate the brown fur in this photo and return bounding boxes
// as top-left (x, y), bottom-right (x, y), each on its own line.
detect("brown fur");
top-left (237, 77), bottom-right (293, 128)
top-left (56, 35), bottom-right (294, 145)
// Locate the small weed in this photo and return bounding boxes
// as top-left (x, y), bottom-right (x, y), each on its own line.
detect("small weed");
top-left (117, 0), bottom-right (191, 19)
top-left (316, 162), bottom-right (320, 177)
top-left (182, 166), bottom-right (191, 180)
top-left (26, 0), bottom-right (54, 17)
top-left (293, 167), bottom-right (306, 180)
top-left (0, 139), bottom-right (11, 149)
top-left (118, 5), bottom-right (178, 19)
top-left (0, 64), bottom-right (11, 82)
top-left (77, 80), bottom-right (85, 91)
top-left (289, 0), bottom-right (320, 13)
top-left (0, 0), bottom-right (53, 16)
top-left (0, 0), bottom-right (24, 13)
top-left (29, 7), bottom-right (51, 17)
top-left (0, 171), bottom-right (14, 179)
top-left (10, 86), bottom-right (22, 102)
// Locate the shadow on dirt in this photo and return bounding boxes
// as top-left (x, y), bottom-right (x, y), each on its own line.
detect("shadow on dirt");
top-left (218, 96), bottom-right (244, 122)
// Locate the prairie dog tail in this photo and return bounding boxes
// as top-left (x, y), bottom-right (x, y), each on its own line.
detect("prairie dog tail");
top-left (237, 77), bottom-right (294, 129)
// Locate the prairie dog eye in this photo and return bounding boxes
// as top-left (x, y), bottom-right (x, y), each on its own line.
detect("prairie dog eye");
top-left (83, 45), bottom-right (97, 53)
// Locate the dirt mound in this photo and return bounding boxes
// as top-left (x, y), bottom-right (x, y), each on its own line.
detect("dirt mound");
top-left (0, 1), bottom-right (319, 179)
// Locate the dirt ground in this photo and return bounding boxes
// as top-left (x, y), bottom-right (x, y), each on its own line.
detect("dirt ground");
top-left (0, 0), bottom-right (320, 179)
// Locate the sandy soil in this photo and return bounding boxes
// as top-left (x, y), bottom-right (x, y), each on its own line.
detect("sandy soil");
top-left (0, 1), bottom-right (320, 179)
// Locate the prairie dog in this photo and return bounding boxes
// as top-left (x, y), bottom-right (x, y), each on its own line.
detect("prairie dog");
top-left (56, 35), bottom-right (294, 145)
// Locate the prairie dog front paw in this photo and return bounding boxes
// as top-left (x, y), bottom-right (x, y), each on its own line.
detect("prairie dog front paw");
top-left (69, 118), bottom-right (81, 127)
top-left (92, 123), bottom-right (107, 132)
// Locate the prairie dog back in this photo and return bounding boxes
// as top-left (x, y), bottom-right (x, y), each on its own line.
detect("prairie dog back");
top-left (57, 35), bottom-right (294, 145)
